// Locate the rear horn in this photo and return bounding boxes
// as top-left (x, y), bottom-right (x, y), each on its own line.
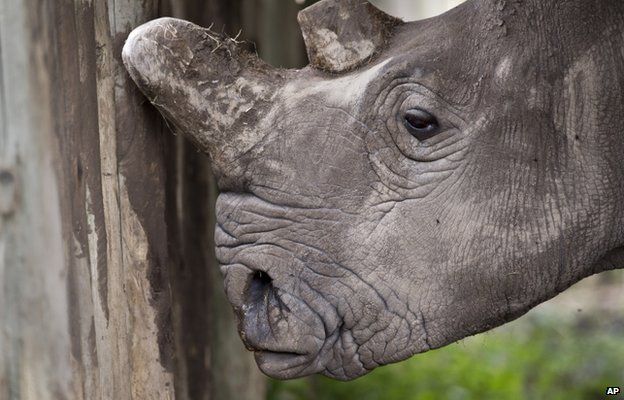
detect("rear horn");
top-left (297, 0), bottom-right (403, 73)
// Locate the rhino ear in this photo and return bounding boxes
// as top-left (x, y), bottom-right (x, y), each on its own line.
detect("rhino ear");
top-left (297, 0), bottom-right (402, 73)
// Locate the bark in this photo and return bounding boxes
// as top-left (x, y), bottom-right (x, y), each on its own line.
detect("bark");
top-left (0, 0), bottom-right (309, 399)
top-left (1, 0), bottom-right (176, 398)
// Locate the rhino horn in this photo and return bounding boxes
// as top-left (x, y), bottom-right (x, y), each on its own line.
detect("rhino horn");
top-left (297, 0), bottom-right (402, 73)
top-left (122, 17), bottom-right (282, 184)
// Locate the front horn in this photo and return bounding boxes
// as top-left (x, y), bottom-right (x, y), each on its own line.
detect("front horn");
top-left (297, 0), bottom-right (403, 73)
top-left (122, 17), bottom-right (283, 184)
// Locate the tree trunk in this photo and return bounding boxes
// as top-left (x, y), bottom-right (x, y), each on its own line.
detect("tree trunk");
top-left (0, 0), bottom-right (310, 399)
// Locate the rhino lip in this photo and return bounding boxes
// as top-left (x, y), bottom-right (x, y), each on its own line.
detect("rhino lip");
top-left (243, 337), bottom-right (315, 376)
top-left (250, 347), bottom-right (307, 358)
top-left (253, 349), bottom-right (314, 375)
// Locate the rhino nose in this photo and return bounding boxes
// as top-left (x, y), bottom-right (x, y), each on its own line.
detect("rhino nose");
top-left (222, 265), bottom-right (264, 311)
top-left (247, 270), bottom-right (275, 306)
top-left (223, 265), bottom-right (278, 317)
top-left (222, 265), bottom-right (284, 349)
top-left (222, 264), bottom-right (326, 367)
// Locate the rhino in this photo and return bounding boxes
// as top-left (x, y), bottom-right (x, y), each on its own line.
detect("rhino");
top-left (122, 0), bottom-right (624, 381)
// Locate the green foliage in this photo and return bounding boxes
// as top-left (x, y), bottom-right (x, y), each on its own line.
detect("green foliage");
top-left (268, 313), bottom-right (624, 400)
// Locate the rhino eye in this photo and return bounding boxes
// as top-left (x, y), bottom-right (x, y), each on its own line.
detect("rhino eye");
top-left (403, 108), bottom-right (440, 141)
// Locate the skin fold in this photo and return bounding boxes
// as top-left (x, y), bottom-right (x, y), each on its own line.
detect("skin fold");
top-left (122, 0), bottom-right (624, 381)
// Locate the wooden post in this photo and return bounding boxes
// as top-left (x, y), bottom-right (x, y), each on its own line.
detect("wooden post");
top-left (1, 0), bottom-right (178, 398)
top-left (0, 0), bottom-right (310, 399)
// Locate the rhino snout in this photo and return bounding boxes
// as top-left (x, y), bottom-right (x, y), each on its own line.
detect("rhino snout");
top-left (221, 262), bottom-right (329, 379)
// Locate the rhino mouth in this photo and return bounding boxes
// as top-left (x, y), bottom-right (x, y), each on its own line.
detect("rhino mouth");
top-left (218, 250), bottom-right (330, 379)
top-left (214, 192), bottom-right (393, 380)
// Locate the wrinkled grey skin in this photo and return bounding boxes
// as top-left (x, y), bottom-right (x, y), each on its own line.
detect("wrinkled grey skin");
top-left (122, 0), bottom-right (624, 381)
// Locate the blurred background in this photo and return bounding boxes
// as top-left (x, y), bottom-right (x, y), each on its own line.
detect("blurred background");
top-left (1, 0), bottom-right (622, 399)
top-left (371, 0), bottom-right (466, 21)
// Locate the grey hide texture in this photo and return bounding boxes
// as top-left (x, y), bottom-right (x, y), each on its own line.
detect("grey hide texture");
top-left (122, 0), bottom-right (624, 381)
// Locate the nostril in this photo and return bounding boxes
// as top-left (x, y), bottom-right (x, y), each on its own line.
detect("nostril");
top-left (247, 270), bottom-right (273, 304)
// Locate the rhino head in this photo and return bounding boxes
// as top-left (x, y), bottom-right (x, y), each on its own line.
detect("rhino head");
top-left (122, 0), bottom-right (624, 380)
